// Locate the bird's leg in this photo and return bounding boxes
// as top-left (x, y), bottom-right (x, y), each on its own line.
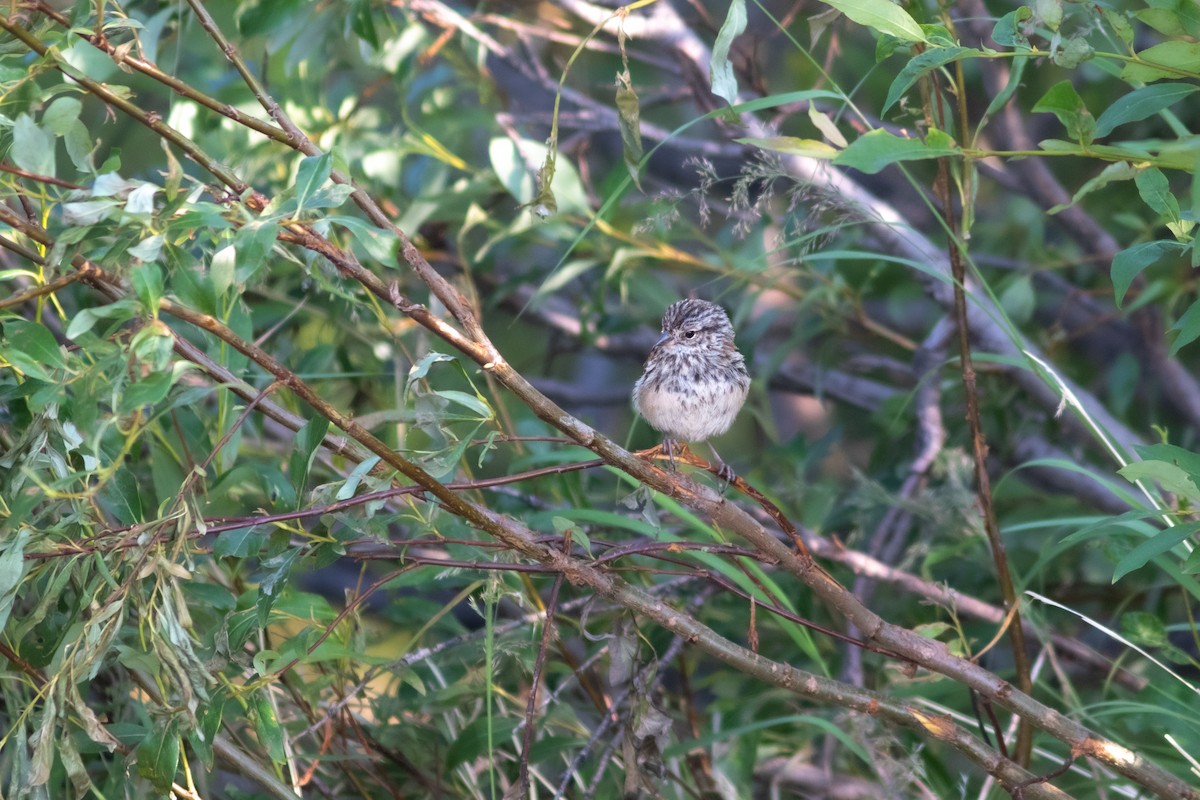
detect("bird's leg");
top-left (662, 436), bottom-right (679, 471)
top-left (707, 442), bottom-right (736, 492)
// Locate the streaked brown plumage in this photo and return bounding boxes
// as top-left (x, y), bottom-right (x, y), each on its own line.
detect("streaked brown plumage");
top-left (633, 299), bottom-right (750, 476)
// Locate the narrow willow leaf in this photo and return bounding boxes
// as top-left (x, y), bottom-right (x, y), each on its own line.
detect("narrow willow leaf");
top-left (883, 47), bottom-right (978, 114)
top-left (253, 691), bottom-right (287, 764)
top-left (294, 151), bottom-right (332, 212)
top-left (981, 54), bottom-right (1027, 126)
top-left (616, 68), bottom-right (643, 189)
top-left (1095, 83), bottom-right (1199, 138)
top-left (710, 0), bottom-right (747, 106)
top-left (1110, 240), bottom-right (1187, 305)
top-left (832, 128), bottom-right (958, 174)
top-left (131, 262), bottom-right (164, 312)
top-left (0, 529), bottom-right (30, 633)
top-left (1134, 167), bottom-right (1180, 221)
top-left (818, 0), bottom-right (927, 42)
top-left (1170, 296), bottom-right (1200, 354)
top-left (808, 105), bottom-right (847, 147)
top-left (1121, 41), bottom-right (1200, 83)
top-left (736, 136), bottom-right (838, 159)
top-left (1112, 521), bottom-right (1200, 582)
top-left (1049, 161), bottom-right (1138, 214)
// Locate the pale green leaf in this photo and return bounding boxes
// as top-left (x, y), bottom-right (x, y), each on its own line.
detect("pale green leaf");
top-left (832, 128), bottom-right (958, 174)
top-left (818, 0), bottom-right (926, 42)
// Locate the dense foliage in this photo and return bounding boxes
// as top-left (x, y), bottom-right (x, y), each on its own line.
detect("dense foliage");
top-left (2, 0), bottom-right (1200, 797)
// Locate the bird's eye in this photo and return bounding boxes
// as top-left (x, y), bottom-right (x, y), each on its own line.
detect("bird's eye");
top-left (684, 330), bottom-right (697, 339)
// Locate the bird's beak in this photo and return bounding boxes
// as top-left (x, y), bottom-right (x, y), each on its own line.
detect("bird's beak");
top-left (654, 331), bottom-right (671, 348)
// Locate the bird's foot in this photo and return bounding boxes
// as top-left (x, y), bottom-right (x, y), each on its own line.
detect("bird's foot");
top-left (662, 437), bottom-right (680, 472)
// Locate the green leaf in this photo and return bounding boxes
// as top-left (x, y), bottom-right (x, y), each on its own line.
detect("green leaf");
top-left (615, 68), bottom-right (643, 189)
top-left (330, 216), bottom-right (399, 261)
top-left (1113, 521), bottom-right (1200, 581)
top-left (435, 389), bottom-right (494, 420)
top-left (294, 151), bottom-right (332, 213)
top-left (290, 416), bottom-right (331, 505)
top-left (981, 53), bottom-right (1027, 124)
top-left (190, 694), bottom-right (226, 771)
top-left (1183, 543), bottom-right (1200, 573)
top-left (1134, 167), bottom-right (1180, 221)
top-left (1170, 297), bottom-right (1200, 355)
top-left (1110, 240), bottom-right (1186, 306)
top-left (1052, 36), bottom-right (1093, 69)
top-left (213, 526), bottom-right (266, 559)
top-left (833, 128), bottom-right (958, 174)
top-left (1049, 161), bottom-right (1138, 215)
top-left (1036, 0), bottom-right (1062, 31)
top-left (0, 529), bottom-right (30, 634)
top-left (119, 372), bottom-right (174, 413)
top-left (12, 114), bottom-right (55, 177)
top-left (1033, 80), bottom-right (1094, 145)
top-left (234, 220), bottom-right (279, 286)
top-left (252, 691), bottom-right (287, 764)
top-left (536, 258), bottom-right (599, 296)
top-left (991, 7), bottom-right (1032, 47)
top-left (1101, 7), bottom-right (1134, 45)
top-left (408, 351), bottom-right (456, 382)
top-left (1095, 83), bottom-right (1200, 138)
top-left (709, 0), bottom-right (747, 106)
top-left (1120, 611), bottom-right (1168, 646)
top-left (210, 245), bottom-right (236, 298)
top-left (136, 720), bottom-right (180, 792)
top-left (130, 262), bottom-right (164, 312)
top-left (999, 274), bottom-right (1035, 324)
top-left (42, 97), bottom-right (82, 136)
top-left (3, 318), bottom-right (65, 380)
top-left (335, 456), bottom-right (381, 500)
top-left (883, 47), bottom-right (977, 115)
top-left (735, 136), bottom-right (838, 158)
top-left (818, 0), bottom-right (927, 42)
top-left (1133, 443), bottom-right (1200, 482)
top-left (1135, 1), bottom-right (1200, 39)
top-left (1119, 458), bottom-right (1200, 501)
top-left (1121, 41), bottom-right (1200, 83)
top-left (446, 716), bottom-right (520, 771)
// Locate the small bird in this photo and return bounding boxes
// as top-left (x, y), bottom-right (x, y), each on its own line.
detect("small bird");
top-left (632, 298), bottom-right (751, 481)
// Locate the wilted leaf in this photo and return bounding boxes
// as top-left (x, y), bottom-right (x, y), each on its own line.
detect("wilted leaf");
top-left (616, 68), bottom-right (644, 189)
top-left (709, 0), bottom-right (747, 106)
top-left (736, 136), bottom-right (838, 159)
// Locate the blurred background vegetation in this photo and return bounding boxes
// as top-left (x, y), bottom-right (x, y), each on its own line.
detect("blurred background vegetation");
top-left (2, 0), bottom-right (1200, 797)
